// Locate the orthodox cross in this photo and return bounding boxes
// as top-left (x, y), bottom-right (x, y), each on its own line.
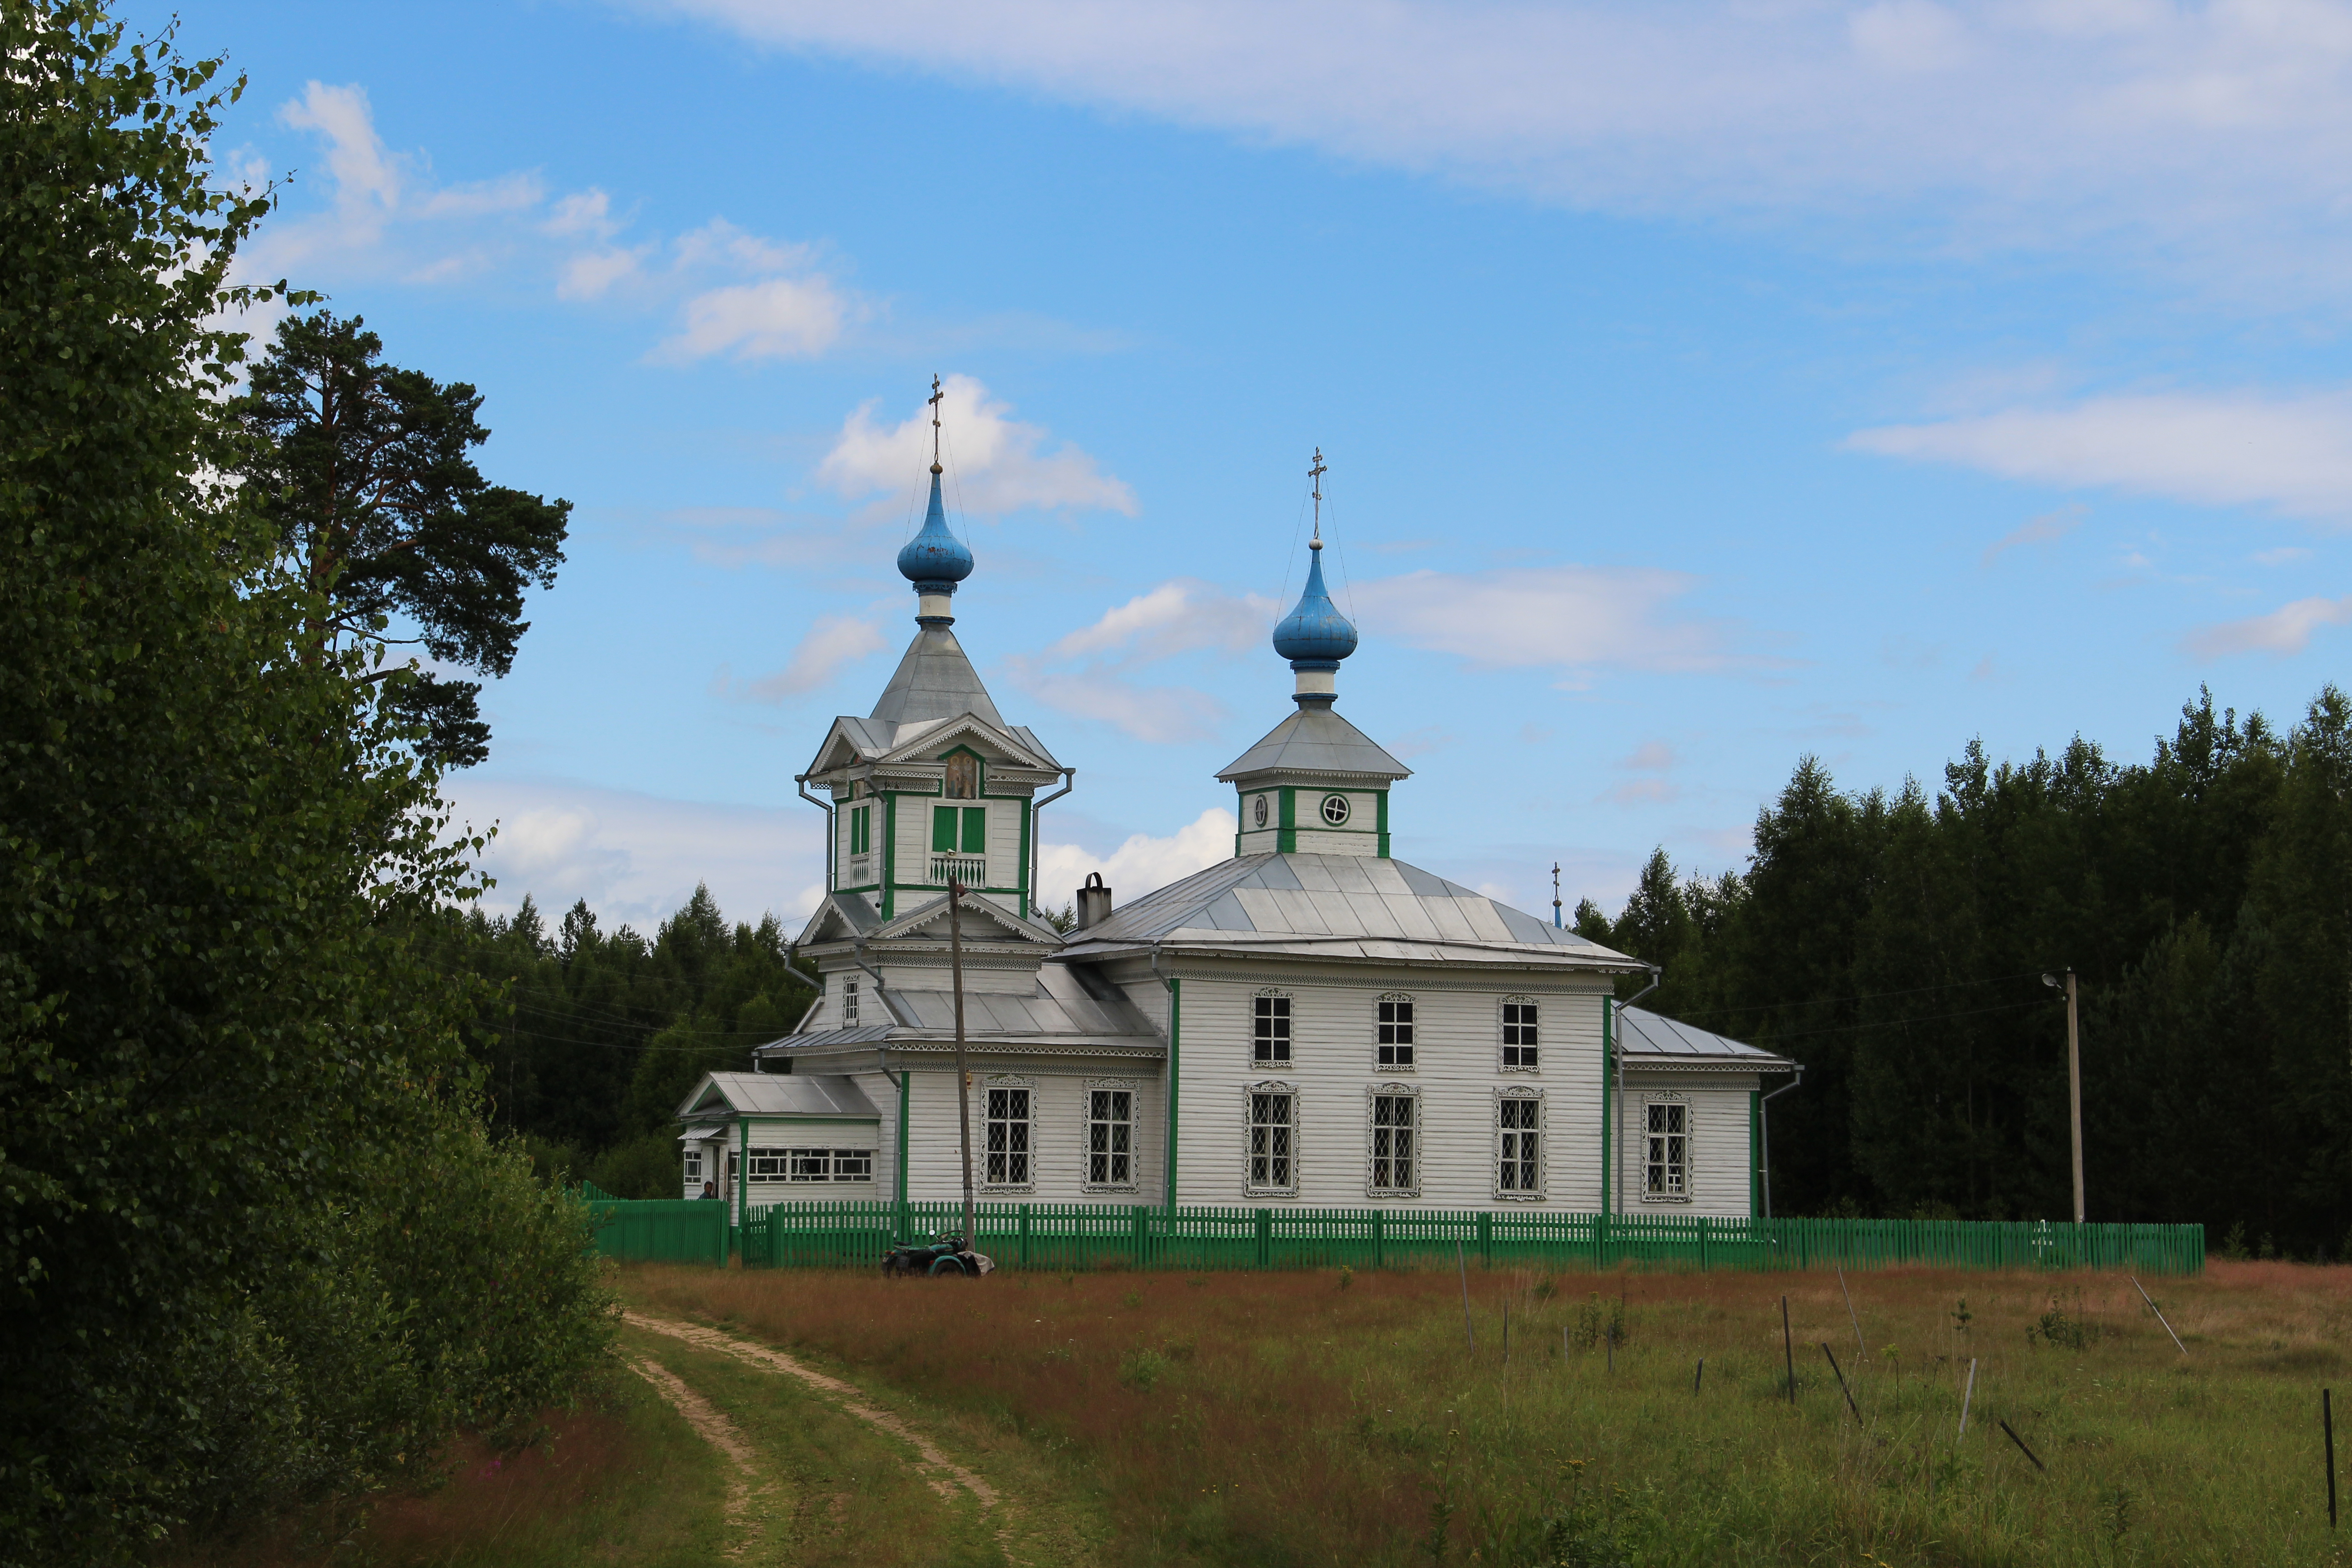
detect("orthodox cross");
top-left (1552, 862), bottom-right (1562, 928)
top-left (929, 373), bottom-right (945, 472)
top-left (1308, 446), bottom-right (1327, 540)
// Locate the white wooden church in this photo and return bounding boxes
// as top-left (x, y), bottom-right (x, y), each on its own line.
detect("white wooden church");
top-left (675, 443), bottom-right (1798, 1222)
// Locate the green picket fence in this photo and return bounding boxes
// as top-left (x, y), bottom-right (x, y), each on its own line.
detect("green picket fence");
top-left (583, 1189), bottom-right (2202, 1276)
top-left (580, 1186), bottom-right (729, 1266)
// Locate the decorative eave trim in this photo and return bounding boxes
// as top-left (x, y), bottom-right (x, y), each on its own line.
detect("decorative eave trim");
top-left (762, 1037), bottom-right (1166, 1061)
top-left (1215, 766), bottom-right (1411, 788)
top-left (1050, 941), bottom-right (1639, 978)
top-left (1620, 1056), bottom-right (1793, 1075)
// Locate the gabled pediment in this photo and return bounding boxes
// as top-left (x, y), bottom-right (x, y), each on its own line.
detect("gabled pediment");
top-left (795, 891), bottom-right (882, 949)
top-left (876, 888), bottom-right (1064, 946)
top-left (803, 715), bottom-right (898, 780)
top-left (881, 712), bottom-right (1058, 772)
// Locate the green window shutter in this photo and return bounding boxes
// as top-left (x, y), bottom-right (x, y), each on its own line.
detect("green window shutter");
top-left (851, 806), bottom-right (867, 855)
top-left (960, 806), bottom-right (986, 854)
top-left (932, 805), bottom-right (957, 853)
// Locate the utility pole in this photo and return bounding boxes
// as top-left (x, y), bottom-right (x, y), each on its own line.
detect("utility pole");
top-left (2045, 969), bottom-right (2084, 1224)
top-left (949, 878), bottom-right (975, 1250)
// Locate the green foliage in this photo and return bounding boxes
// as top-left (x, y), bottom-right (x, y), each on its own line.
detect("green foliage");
top-left (1583, 685), bottom-right (2352, 1251)
top-left (591, 1129), bottom-right (691, 1200)
top-left (231, 309), bottom-right (571, 770)
top-left (0, 8), bottom-right (609, 1560)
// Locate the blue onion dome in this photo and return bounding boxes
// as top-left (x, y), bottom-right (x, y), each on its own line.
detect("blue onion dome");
top-left (1270, 539), bottom-right (1358, 666)
top-left (897, 467), bottom-right (975, 593)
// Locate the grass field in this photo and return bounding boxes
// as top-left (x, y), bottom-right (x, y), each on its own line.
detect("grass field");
top-left (172, 1259), bottom-right (2351, 1566)
top-left (626, 1258), bottom-right (2348, 1567)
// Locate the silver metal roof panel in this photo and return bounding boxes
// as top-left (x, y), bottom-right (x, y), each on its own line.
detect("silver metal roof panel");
top-left (1617, 1005), bottom-right (1795, 1067)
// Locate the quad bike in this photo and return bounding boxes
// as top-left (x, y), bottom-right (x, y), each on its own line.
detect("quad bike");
top-left (882, 1231), bottom-right (995, 1278)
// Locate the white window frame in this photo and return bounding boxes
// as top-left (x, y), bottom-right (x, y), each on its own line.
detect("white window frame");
top-left (1375, 992), bottom-right (1416, 1072)
top-left (1083, 1077), bottom-right (1140, 1193)
top-left (841, 977), bottom-right (859, 1027)
top-left (1366, 1083), bottom-right (1421, 1199)
top-left (830, 1148), bottom-right (875, 1182)
top-left (682, 1148), bottom-right (703, 1181)
top-left (981, 1075), bottom-right (1036, 1192)
top-left (1319, 792), bottom-right (1352, 826)
top-left (1499, 995), bottom-right (1541, 1073)
top-left (1251, 989), bottom-right (1293, 1065)
top-left (1641, 1093), bottom-right (1692, 1203)
top-left (1244, 1081), bottom-right (1298, 1197)
top-left (1493, 1088), bottom-right (1546, 1201)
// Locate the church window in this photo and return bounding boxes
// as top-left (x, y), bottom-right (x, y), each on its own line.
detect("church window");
top-left (984, 1082), bottom-right (1033, 1189)
top-left (945, 753), bottom-right (979, 799)
top-left (1252, 794), bottom-right (1269, 828)
top-left (1495, 1091), bottom-right (1544, 1199)
top-left (1368, 1088), bottom-right (1417, 1196)
top-left (1320, 793), bottom-right (1351, 826)
top-left (832, 1148), bottom-right (873, 1181)
top-left (1246, 1085), bottom-right (1296, 1194)
top-left (848, 804), bottom-right (871, 857)
top-left (1501, 998), bottom-right (1539, 1070)
top-left (1376, 994), bottom-right (1414, 1068)
top-left (1252, 991), bottom-right (1292, 1063)
top-left (932, 805), bottom-right (986, 856)
top-left (1643, 1098), bottom-right (1690, 1200)
top-left (1085, 1082), bottom-right (1136, 1190)
top-left (842, 979), bottom-right (859, 1026)
top-left (683, 1148), bottom-right (702, 1182)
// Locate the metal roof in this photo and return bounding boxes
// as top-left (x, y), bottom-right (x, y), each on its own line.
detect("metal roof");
top-left (676, 1072), bottom-right (882, 1120)
top-left (1217, 706), bottom-right (1411, 784)
top-left (764, 965), bottom-right (1159, 1057)
top-left (869, 624), bottom-right (1006, 730)
top-left (1617, 1005), bottom-right (1795, 1068)
top-left (1054, 853), bottom-right (1642, 972)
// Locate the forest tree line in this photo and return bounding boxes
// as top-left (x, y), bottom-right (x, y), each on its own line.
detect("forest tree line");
top-left (1572, 687), bottom-right (2352, 1258)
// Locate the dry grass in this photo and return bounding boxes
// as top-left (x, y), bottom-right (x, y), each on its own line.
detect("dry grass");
top-left (623, 1258), bottom-right (2352, 1567)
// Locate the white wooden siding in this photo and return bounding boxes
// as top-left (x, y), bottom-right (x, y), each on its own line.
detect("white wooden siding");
top-left (1169, 974), bottom-right (1608, 1210)
top-left (1612, 1074), bottom-right (1758, 1219)
top-left (884, 1065), bottom-right (1164, 1204)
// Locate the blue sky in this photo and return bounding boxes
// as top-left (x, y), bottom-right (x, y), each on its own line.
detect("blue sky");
top-left (145, 0), bottom-right (2352, 930)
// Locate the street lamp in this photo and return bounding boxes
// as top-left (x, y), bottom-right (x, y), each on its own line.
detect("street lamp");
top-left (2043, 970), bottom-right (2083, 1224)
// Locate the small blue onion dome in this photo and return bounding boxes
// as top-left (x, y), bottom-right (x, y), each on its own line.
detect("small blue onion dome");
top-left (897, 467), bottom-right (974, 593)
top-left (1270, 539), bottom-right (1358, 665)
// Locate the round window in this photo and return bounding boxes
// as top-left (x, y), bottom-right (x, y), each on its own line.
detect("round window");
top-left (1320, 794), bottom-right (1351, 826)
top-left (1253, 794), bottom-right (1269, 828)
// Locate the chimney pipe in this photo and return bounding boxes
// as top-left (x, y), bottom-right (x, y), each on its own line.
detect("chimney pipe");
top-left (1075, 871), bottom-right (1112, 930)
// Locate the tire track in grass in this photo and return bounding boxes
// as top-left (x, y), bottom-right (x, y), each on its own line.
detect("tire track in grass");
top-left (623, 1310), bottom-right (1009, 1528)
top-left (626, 1353), bottom-right (779, 1559)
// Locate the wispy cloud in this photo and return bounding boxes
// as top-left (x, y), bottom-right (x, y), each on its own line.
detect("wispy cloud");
top-left (1982, 503), bottom-right (2087, 567)
top-left (819, 375), bottom-right (1137, 516)
top-left (653, 0), bottom-right (2352, 298)
top-left (719, 614), bottom-right (890, 701)
top-left (1002, 578), bottom-right (1277, 742)
top-left (1038, 808), bottom-right (1237, 907)
top-left (2183, 596), bottom-right (2352, 660)
top-left (1851, 393), bottom-right (2352, 523)
top-left (1350, 566), bottom-right (1739, 674)
top-left (1615, 740), bottom-right (1676, 772)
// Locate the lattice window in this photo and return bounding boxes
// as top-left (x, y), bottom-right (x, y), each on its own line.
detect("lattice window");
top-left (1246, 1084), bottom-right (1296, 1195)
top-left (1501, 997), bottom-right (1540, 1070)
top-left (1368, 1088), bottom-right (1418, 1197)
top-left (984, 1082), bottom-right (1034, 1189)
top-left (1376, 993), bottom-right (1415, 1069)
top-left (1253, 991), bottom-right (1292, 1064)
top-left (1086, 1082), bottom-right (1136, 1191)
top-left (682, 1148), bottom-right (702, 1181)
top-left (1644, 1098), bottom-right (1690, 1200)
top-left (1495, 1092), bottom-right (1544, 1199)
top-left (842, 978), bottom-right (859, 1026)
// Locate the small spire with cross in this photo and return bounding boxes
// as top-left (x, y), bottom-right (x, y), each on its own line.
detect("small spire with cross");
top-left (928, 374), bottom-right (946, 475)
top-left (1552, 862), bottom-right (1562, 928)
top-left (1308, 447), bottom-right (1328, 541)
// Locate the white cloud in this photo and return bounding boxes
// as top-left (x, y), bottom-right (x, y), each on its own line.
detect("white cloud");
top-left (1616, 740), bottom-right (1675, 772)
top-left (723, 614), bottom-right (890, 700)
top-left (1001, 578), bottom-right (1274, 740)
top-left (1040, 578), bottom-right (1278, 662)
top-left (444, 777), bottom-right (826, 931)
top-left (558, 246), bottom-right (649, 301)
top-left (2182, 596), bottom-right (2352, 659)
top-left (1851, 392), bottom-right (2352, 522)
top-left (1982, 503), bottom-right (2088, 566)
top-left (819, 374), bottom-right (1137, 516)
top-left (655, 274), bottom-right (849, 362)
top-left (1037, 808), bottom-right (1237, 909)
top-left (1007, 670), bottom-right (1227, 743)
top-left (2255, 545), bottom-right (2313, 565)
top-left (1350, 566), bottom-right (1731, 671)
top-left (652, 0), bottom-right (2352, 296)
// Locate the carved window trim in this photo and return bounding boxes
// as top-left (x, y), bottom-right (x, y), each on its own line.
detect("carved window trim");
top-left (1082, 1077), bottom-right (1140, 1194)
top-left (1252, 989), bottom-right (1293, 1066)
top-left (1375, 991), bottom-right (1416, 1072)
top-left (1499, 995), bottom-right (1541, 1073)
top-left (1365, 1083), bottom-right (1421, 1199)
top-left (1244, 1080), bottom-right (1298, 1197)
top-left (1493, 1087), bottom-right (1546, 1202)
top-left (980, 1074), bottom-right (1036, 1193)
top-left (1641, 1092), bottom-right (1693, 1204)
